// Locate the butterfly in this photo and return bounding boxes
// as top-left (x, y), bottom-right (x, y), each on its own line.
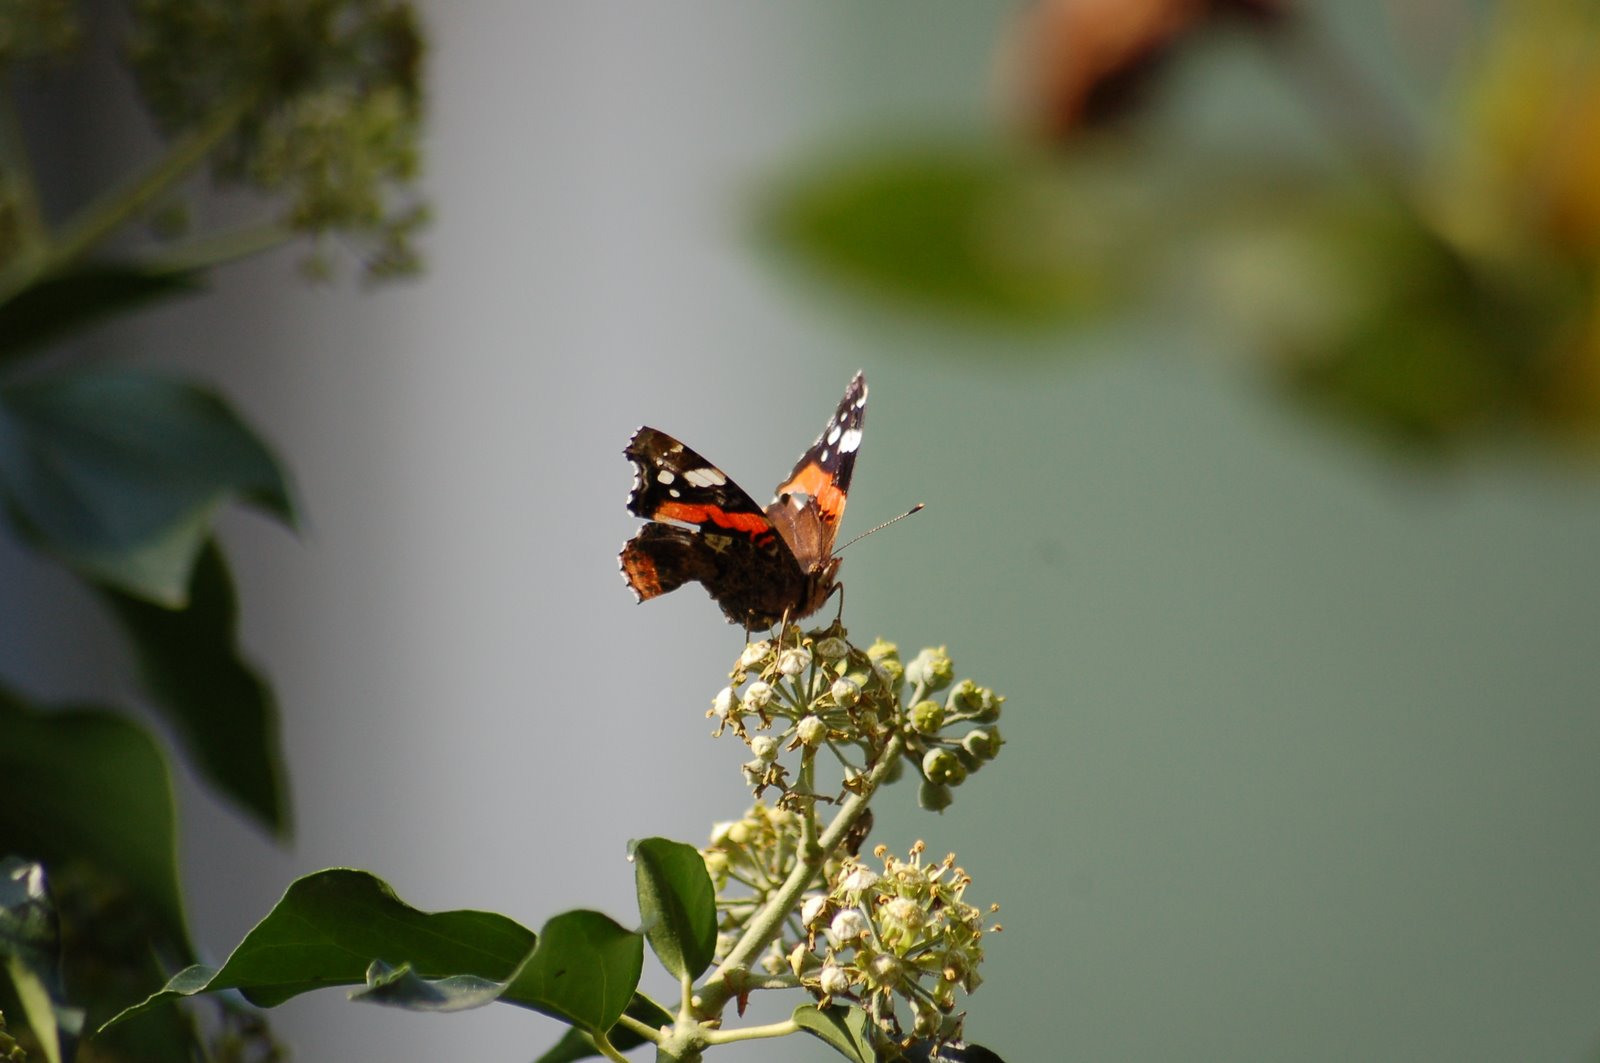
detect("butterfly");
top-left (620, 372), bottom-right (866, 627)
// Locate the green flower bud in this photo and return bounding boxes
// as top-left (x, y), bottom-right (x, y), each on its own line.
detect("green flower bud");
top-left (909, 700), bottom-right (945, 735)
top-left (921, 748), bottom-right (966, 786)
top-left (963, 728), bottom-right (1003, 761)
top-left (815, 636), bottom-right (849, 660)
top-left (975, 688), bottom-right (1004, 723)
top-left (918, 779), bottom-right (954, 812)
top-left (906, 646), bottom-right (954, 691)
top-left (946, 679), bottom-right (981, 715)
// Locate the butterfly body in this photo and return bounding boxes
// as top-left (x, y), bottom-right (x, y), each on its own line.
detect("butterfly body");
top-left (620, 372), bottom-right (866, 627)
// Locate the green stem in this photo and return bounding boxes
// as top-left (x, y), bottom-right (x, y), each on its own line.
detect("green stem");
top-left (590, 1030), bottom-right (630, 1063)
top-left (0, 90), bottom-right (252, 303)
top-left (702, 1018), bottom-right (800, 1045)
top-left (612, 1011), bottom-right (662, 1043)
top-left (148, 220), bottom-right (294, 274)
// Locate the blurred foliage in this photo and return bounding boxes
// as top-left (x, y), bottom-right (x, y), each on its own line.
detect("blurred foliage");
top-left (0, 0), bottom-right (425, 1058)
top-left (763, 0), bottom-right (1600, 456)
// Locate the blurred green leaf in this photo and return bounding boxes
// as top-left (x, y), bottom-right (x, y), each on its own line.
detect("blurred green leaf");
top-left (98, 538), bottom-right (289, 837)
top-left (0, 688), bottom-right (189, 953)
top-left (104, 868), bottom-right (535, 1028)
top-left (500, 910), bottom-right (643, 1034)
top-left (0, 263), bottom-right (202, 363)
top-left (631, 837), bottom-right (716, 982)
top-left (0, 367), bottom-right (294, 605)
top-left (531, 993), bottom-right (674, 1063)
top-left (793, 1003), bottom-right (876, 1063)
top-left (764, 146), bottom-right (1140, 326)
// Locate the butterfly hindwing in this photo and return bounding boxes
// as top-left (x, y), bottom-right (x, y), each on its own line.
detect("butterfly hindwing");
top-left (621, 426), bottom-right (809, 625)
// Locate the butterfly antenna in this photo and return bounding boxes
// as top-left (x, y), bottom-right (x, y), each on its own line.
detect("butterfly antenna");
top-left (836, 503), bottom-right (924, 553)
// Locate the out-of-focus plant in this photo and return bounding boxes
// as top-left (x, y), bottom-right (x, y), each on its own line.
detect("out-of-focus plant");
top-left (764, 0), bottom-right (1600, 455)
top-left (100, 625), bottom-right (1009, 1063)
top-left (0, 1), bottom-right (424, 1058)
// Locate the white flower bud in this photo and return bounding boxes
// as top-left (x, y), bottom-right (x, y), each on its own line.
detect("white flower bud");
top-left (777, 648), bottom-right (810, 676)
top-left (819, 964), bottom-right (852, 996)
top-left (712, 687), bottom-right (737, 718)
top-left (750, 735), bottom-right (780, 762)
top-left (829, 908), bottom-right (869, 944)
top-left (830, 676), bottom-right (860, 707)
top-left (739, 640), bottom-right (772, 669)
top-left (796, 715), bottom-right (827, 747)
top-left (742, 681), bottom-right (773, 711)
top-left (801, 895), bottom-right (830, 927)
top-left (839, 866), bottom-right (880, 894)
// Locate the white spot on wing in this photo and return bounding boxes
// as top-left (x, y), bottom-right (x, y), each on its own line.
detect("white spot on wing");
top-left (819, 449), bottom-right (830, 464)
top-left (669, 488), bottom-right (681, 498)
top-left (838, 427), bottom-right (862, 453)
top-left (683, 467), bottom-right (727, 488)
top-left (826, 425), bottom-right (842, 445)
top-left (656, 470), bottom-right (676, 484)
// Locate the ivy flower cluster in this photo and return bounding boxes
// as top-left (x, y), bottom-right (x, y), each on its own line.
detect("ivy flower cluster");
top-left (797, 841), bottom-right (999, 1048)
top-left (711, 627), bottom-right (1005, 812)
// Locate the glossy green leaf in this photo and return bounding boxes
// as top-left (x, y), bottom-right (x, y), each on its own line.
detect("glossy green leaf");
top-left (764, 147), bottom-right (1138, 327)
top-left (631, 837), bottom-right (717, 982)
top-left (794, 1003), bottom-right (876, 1063)
top-left (0, 688), bottom-right (188, 951)
top-left (0, 367), bottom-right (295, 605)
top-left (98, 539), bottom-right (289, 837)
top-left (102, 869), bottom-right (535, 1028)
top-left (0, 263), bottom-right (202, 362)
top-left (500, 910), bottom-right (643, 1034)
top-left (531, 993), bottom-right (674, 1063)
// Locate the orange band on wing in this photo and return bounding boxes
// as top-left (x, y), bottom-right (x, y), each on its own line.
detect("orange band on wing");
top-left (777, 462), bottom-right (845, 523)
top-left (656, 501), bottom-right (772, 537)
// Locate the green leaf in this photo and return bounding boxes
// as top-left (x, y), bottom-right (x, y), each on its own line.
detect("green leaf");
top-left (0, 689), bottom-right (189, 951)
top-left (631, 837), bottom-right (717, 982)
top-left (794, 1003), bottom-right (877, 1063)
top-left (0, 263), bottom-right (202, 363)
top-left (500, 910), bottom-right (644, 1034)
top-left (98, 539), bottom-right (289, 837)
top-left (0, 367), bottom-right (295, 605)
top-left (763, 146), bottom-right (1138, 327)
top-left (531, 993), bottom-right (674, 1063)
top-left (102, 869), bottom-right (536, 1028)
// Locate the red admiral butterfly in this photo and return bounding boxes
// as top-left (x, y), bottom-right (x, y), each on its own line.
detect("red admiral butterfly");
top-left (620, 372), bottom-right (867, 627)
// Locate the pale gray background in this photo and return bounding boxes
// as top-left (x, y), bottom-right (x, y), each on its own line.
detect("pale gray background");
top-left (5, 3), bottom-right (1600, 1060)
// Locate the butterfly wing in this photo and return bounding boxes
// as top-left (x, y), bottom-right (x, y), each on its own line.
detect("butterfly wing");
top-left (766, 371), bottom-right (867, 570)
top-left (620, 426), bottom-right (808, 625)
